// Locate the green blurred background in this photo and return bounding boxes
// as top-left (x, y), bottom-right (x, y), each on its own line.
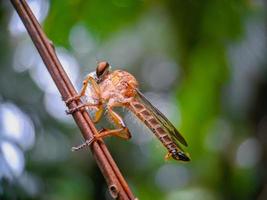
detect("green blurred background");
top-left (0, 0), bottom-right (266, 199)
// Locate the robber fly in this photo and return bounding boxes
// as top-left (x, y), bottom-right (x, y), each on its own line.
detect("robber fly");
top-left (65, 61), bottom-right (190, 161)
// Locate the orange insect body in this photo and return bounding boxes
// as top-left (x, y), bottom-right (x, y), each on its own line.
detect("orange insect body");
top-left (99, 70), bottom-right (138, 103)
top-left (67, 62), bottom-right (190, 161)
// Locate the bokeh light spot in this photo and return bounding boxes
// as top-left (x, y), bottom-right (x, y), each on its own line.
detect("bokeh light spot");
top-left (167, 187), bottom-right (216, 200)
top-left (236, 137), bottom-right (262, 168)
top-left (1, 141), bottom-right (25, 177)
top-left (0, 103), bottom-right (35, 150)
top-left (142, 56), bottom-right (179, 91)
top-left (155, 164), bottom-right (190, 192)
top-left (9, 0), bottom-right (50, 36)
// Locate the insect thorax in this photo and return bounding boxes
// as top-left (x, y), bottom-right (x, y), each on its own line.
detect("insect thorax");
top-left (100, 70), bottom-right (138, 101)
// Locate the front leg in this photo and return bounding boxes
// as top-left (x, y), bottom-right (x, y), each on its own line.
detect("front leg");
top-left (66, 103), bottom-right (99, 114)
top-left (66, 102), bottom-right (104, 124)
top-left (65, 74), bottom-right (103, 117)
top-left (65, 75), bottom-right (101, 105)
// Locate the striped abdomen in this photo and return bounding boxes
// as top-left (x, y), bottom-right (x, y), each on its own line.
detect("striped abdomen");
top-left (128, 100), bottom-right (178, 153)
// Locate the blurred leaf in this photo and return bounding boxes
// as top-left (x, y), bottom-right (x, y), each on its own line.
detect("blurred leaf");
top-left (44, 0), bottom-right (145, 46)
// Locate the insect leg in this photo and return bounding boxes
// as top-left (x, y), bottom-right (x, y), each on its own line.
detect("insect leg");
top-left (92, 106), bottom-right (104, 123)
top-left (104, 105), bottom-right (132, 139)
top-left (65, 76), bottom-right (101, 105)
top-left (71, 104), bottom-right (131, 152)
top-left (71, 137), bottom-right (94, 151)
top-left (71, 127), bottom-right (128, 152)
top-left (65, 75), bottom-right (104, 116)
top-left (164, 152), bottom-right (172, 160)
top-left (66, 103), bottom-right (99, 114)
top-left (80, 104), bottom-right (132, 140)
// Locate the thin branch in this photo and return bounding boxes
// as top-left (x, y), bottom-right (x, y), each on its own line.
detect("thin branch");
top-left (10, 0), bottom-right (136, 199)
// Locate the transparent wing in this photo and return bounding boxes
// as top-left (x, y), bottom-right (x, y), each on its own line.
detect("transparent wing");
top-left (136, 90), bottom-right (188, 147)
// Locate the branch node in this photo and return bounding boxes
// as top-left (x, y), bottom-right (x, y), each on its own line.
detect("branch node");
top-left (109, 184), bottom-right (120, 199)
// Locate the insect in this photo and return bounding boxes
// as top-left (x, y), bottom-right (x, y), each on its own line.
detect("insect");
top-left (65, 61), bottom-right (190, 161)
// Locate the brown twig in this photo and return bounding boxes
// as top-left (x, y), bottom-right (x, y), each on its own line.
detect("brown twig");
top-left (10, 0), bottom-right (136, 199)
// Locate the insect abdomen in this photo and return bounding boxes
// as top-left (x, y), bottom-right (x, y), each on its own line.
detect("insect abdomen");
top-left (129, 100), bottom-right (176, 152)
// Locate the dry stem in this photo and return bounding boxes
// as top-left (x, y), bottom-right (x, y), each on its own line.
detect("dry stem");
top-left (10, 0), bottom-right (136, 199)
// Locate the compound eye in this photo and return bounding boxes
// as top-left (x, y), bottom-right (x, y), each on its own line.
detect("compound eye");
top-left (96, 61), bottom-right (109, 78)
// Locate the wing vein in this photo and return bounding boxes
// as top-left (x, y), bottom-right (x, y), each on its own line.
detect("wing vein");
top-left (135, 90), bottom-right (188, 147)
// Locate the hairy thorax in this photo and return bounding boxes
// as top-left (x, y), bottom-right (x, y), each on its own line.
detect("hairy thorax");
top-left (99, 70), bottom-right (139, 104)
